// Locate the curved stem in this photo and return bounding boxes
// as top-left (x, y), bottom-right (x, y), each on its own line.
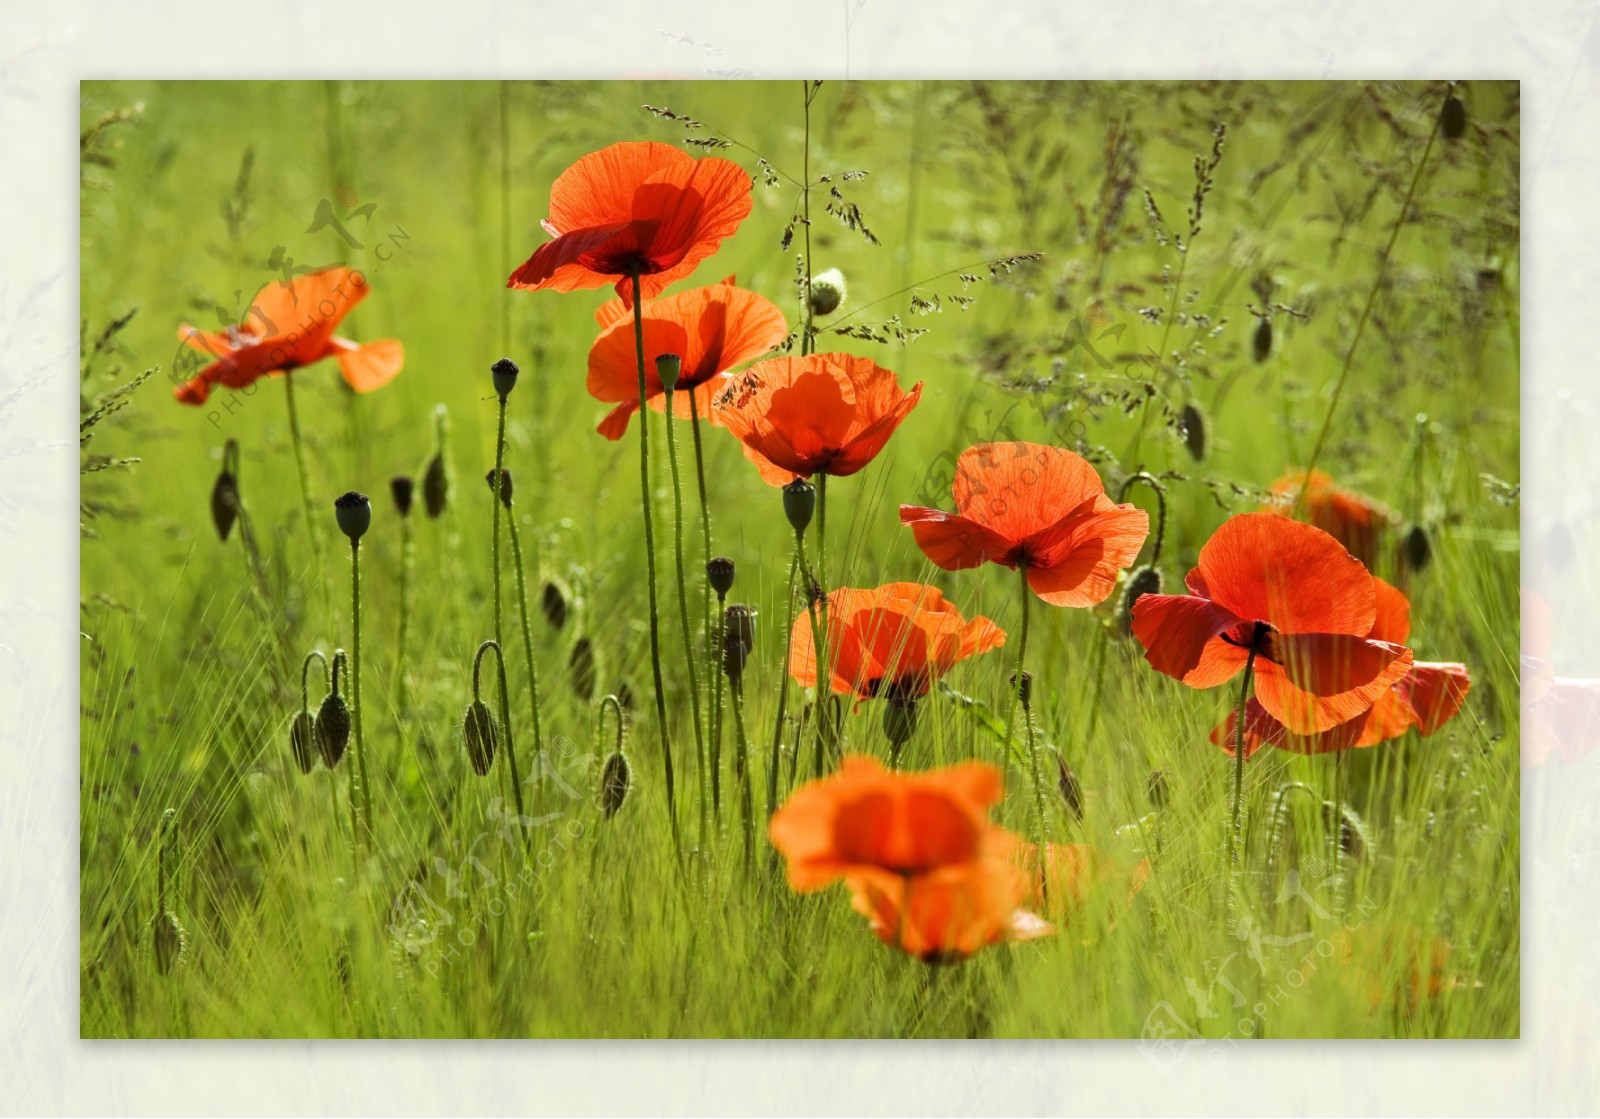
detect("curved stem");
top-left (350, 540), bottom-right (372, 844)
top-left (629, 265), bottom-right (680, 860)
top-left (1116, 470), bottom-right (1168, 564)
top-left (505, 515), bottom-right (539, 813)
top-left (663, 387), bottom-right (707, 852)
top-left (300, 649), bottom-right (329, 715)
top-left (475, 639), bottom-right (526, 826)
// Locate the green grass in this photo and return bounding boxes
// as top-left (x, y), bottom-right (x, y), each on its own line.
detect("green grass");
top-left (78, 79), bottom-right (1519, 1038)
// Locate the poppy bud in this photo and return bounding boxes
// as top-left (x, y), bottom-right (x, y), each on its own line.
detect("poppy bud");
top-left (316, 691), bottom-right (351, 767)
top-left (615, 682), bottom-right (635, 713)
top-left (1057, 757), bottom-right (1084, 822)
top-left (289, 710), bottom-right (317, 775)
top-left (569, 637), bottom-right (597, 701)
top-left (1441, 95), bottom-right (1467, 141)
top-left (491, 357), bottom-right (520, 400)
top-left (1147, 768), bottom-right (1169, 810)
top-left (462, 700), bottom-right (498, 776)
top-left (810, 268), bottom-right (847, 317)
top-left (391, 475), bottom-right (415, 517)
top-left (1403, 524), bottom-right (1432, 573)
top-left (152, 909), bottom-right (188, 976)
top-left (334, 491), bottom-right (371, 542)
top-left (210, 465), bottom-right (239, 542)
top-left (1179, 402), bottom-right (1206, 462)
top-left (1117, 565), bottom-right (1164, 637)
top-left (1322, 800), bottom-right (1369, 860)
top-left (1252, 317), bottom-right (1272, 362)
top-left (707, 556), bottom-right (736, 599)
top-left (542, 581), bottom-right (569, 629)
top-left (601, 751), bottom-right (631, 818)
top-left (655, 353), bottom-right (682, 392)
top-left (423, 454), bottom-right (448, 518)
top-left (783, 479), bottom-right (816, 535)
top-left (1009, 669), bottom-right (1033, 711)
top-left (883, 695), bottom-right (918, 750)
top-left (723, 604), bottom-right (757, 683)
top-left (485, 468), bottom-right (513, 507)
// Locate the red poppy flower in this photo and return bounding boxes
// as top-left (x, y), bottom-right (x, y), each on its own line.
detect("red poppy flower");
top-left (769, 756), bottom-right (1050, 961)
top-left (1266, 469), bottom-right (1394, 567)
top-left (1208, 576), bottom-right (1470, 755)
top-left (506, 141), bottom-right (753, 307)
top-left (713, 353), bottom-right (923, 486)
top-left (899, 442), bottom-right (1150, 607)
top-left (1130, 513), bottom-right (1414, 735)
top-left (173, 267), bottom-right (403, 405)
top-left (585, 277), bottom-right (786, 439)
top-left (788, 582), bottom-right (1005, 701)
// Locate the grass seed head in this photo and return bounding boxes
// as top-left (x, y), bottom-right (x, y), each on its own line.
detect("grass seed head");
top-left (152, 909), bottom-right (188, 976)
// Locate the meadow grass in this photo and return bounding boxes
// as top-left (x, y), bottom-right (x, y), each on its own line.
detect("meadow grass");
top-left (78, 79), bottom-right (1519, 1038)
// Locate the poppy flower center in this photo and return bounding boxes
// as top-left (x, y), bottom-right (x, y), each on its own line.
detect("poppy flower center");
top-left (1220, 619), bottom-right (1278, 661)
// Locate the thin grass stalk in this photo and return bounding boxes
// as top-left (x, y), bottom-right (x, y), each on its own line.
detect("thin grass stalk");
top-left (504, 513), bottom-right (540, 813)
top-left (663, 385), bottom-right (708, 851)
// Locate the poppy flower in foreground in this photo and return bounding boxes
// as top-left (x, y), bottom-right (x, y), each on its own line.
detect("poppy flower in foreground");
top-left (585, 277), bottom-right (786, 439)
top-left (1130, 513), bottom-right (1414, 735)
top-left (899, 442), bottom-right (1150, 607)
top-left (1266, 469), bottom-right (1394, 568)
top-left (788, 582), bottom-right (1005, 702)
top-left (1330, 923), bottom-right (1479, 1013)
top-left (1209, 576), bottom-right (1471, 755)
top-left (173, 267), bottom-right (404, 405)
top-left (713, 353), bottom-right (923, 487)
top-left (506, 141), bottom-right (753, 306)
top-left (768, 757), bottom-right (1050, 961)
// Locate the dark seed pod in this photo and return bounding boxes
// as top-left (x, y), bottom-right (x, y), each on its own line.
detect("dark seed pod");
top-left (1056, 757), bottom-right (1084, 822)
top-left (1117, 565), bottom-right (1164, 637)
top-left (334, 491), bottom-right (372, 542)
top-left (883, 696), bottom-right (919, 749)
top-left (316, 692), bottom-right (351, 768)
top-left (422, 452), bottom-right (448, 518)
top-left (390, 475), bottom-right (415, 517)
top-left (289, 710), bottom-right (317, 775)
top-left (1441, 95), bottom-right (1467, 141)
top-left (706, 556), bottom-right (736, 598)
top-left (1403, 524), bottom-right (1432, 573)
top-left (541, 581), bottom-right (569, 629)
top-left (1009, 670), bottom-right (1033, 711)
top-left (491, 357), bottom-right (520, 400)
top-left (1147, 769), bottom-right (1169, 810)
top-left (210, 469), bottom-right (240, 541)
top-left (723, 604), bottom-right (757, 684)
top-left (1179, 402), bottom-right (1206, 462)
top-left (569, 637), bottom-right (597, 701)
top-left (782, 479), bottom-right (816, 535)
top-left (601, 751), bottom-right (632, 818)
top-left (153, 909), bottom-right (188, 976)
top-left (485, 468), bottom-right (513, 507)
top-left (462, 700), bottom-right (497, 776)
top-left (1252, 317), bottom-right (1273, 362)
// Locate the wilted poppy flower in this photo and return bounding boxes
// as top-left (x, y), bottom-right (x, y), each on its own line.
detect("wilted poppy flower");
top-left (586, 277), bottom-right (786, 439)
top-left (1131, 513), bottom-right (1414, 735)
top-left (1266, 469), bottom-right (1394, 567)
top-left (174, 266), bottom-right (403, 405)
top-left (788, 582), bottom-right (1005, 702)
top-left (506, 141), bottom-right (753, 306)
top-left (714, 353), bottom-right (923, 486)
top-left (1209, 576), bottom-right (1471, 755)
top-left (769, 756), bottom-right (1049, 962)
top-left (899, 442), bottom-right (1150, 607)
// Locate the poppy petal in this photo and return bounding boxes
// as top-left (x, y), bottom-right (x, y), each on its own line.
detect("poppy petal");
top-left (1396, 661), bottom-right (1471, 736)
top-left (1130, 593), bottom-right (1250, 687)
top-left (595, 401), bottom-right (638, 441)
top-left (951, 442), bottom-right (1108, 540)
top-left (1370, 576), bottom-right (1411, 645)
top-left (828, 381), bottom-right (924, 478)
top-left (1254, 635), bottom-right (1414, 734)
top-left (899, 507), bottom-right (1016, 570)
top-left (334, 338), bottom-right (404, 393)
top-left (507, 223), bottom-right (629, 293)
top-left (1195, 512), bottom-right (1377, 636)
top-left (1023, 498), bottom-right (1150, 608)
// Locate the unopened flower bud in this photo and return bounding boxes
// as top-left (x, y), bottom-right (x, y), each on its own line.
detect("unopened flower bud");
top-left (334, 491), bottom-right (371, 541)
top-left (1252, 317), bottom-right (1273, 363)
top-left (1403, 524), bottom-right (1432, 573)
top-left (462, 700), bottom-right (498, 776)
top-left (569, 637), bottom-right (597, 701)
top-left (1118, 566), bottom-right (1165, 637)
top-left (1441, 95), bottom-right (1467, 141)
top-left (655, 353), bottom-right (682, 392)
top-left (810, 268), bottom-right (847, 317)
top-left (542, 581), bottom-right (569, 629)
top-left (723, 604), bottom-right (757, 683)
top-left (210, 463), bottom-right (239, 542)
top-left (316, 691), bottom-right (351, 767)
top-left (491, 357), bottom-right (520, 400)
top-left (783, 479), bottom-right (816, 535)
top-left (390, 475), bottom-right (415, 517)
top-left (601, 751), bottom-right (632, 818)
top-left (1179, 402), bottom-right (1206, 462)
top-left (289, 710), bottom-right (317, 775)
top-left (883, 695), bottom-right (919, 750)
top-left (485, 467), bottom-right (513, 507)
top-left (707, 556), bottom-right (736, 598)
top-left (1010, 670), bottom-right (1033, 711)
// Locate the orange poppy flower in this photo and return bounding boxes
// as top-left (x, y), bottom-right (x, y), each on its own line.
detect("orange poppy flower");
top-left (173, 266), bottom-right (403, 405)
top-left (585, 277), bottom-right (786, 439)
top-left (506, 141), bottom-right (753, 306)
top-left (899, 442), bottom-right (1150, 607)
top-left (787, 582), bottom-right (1005, 702)
top-left (1023, 842), bottom-right (1150, 924)
top-left (1266, 469), bottom-right (1394, 567)
top-left (769, 756), bottom-right (1049, 961)
top-left (1209, 576), bottom-right (1471, 755)
top-left (1130, 513), bottom-right (1414, 735)
top-left (1330, 924), bottom-right (1478, 1013)
top-left (712, 353), bottom-right (923, 486)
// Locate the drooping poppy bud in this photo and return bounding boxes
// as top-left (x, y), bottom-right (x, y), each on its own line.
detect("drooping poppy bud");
top-left (1252, 317), bottom-right (1273, 362)
top-left (723, 604), bottom-right (757, 684)
top-left (883, 695), bottom-right (918, 751)
top-left (783, 479), bottom-right (816, 535)
top-left (1441, 95), bottom-right (1467, 141)
top-left (462, 700), bottom-right (498, 776)
top-left (289, 710), bottom-right (317, 775)
top-left (152, 909), bottom-right (188, 976)
top-left (569, 637), bottom-right (598, 701)
top-left (390, 475), bottom-right (415, 517)
top-left (316, 690), bottom-right (351, 768)
top-left (601, 750), bottom-right (631, 818)
top-left (1179, 402), bottom-right (1206, 462)
top-left (541, 581), bottom-right (569, 629)
top-left (334, 491), bottom-right (371, 542)
top-left (423, 454), bottom-right (448, 518)
top-left (485, 468), bottom-right (513, 508)
top-left (707, 556), bottom-right (735, 599)
top-left (809, 268), bottom-right (847, 317)
top-left (491, 357), bottom-right (520, 400)
top-left (210, 446), bottom-right (240, 542)
top-left (1403, 524), bottom-right (1432, 573)
top-left (1117, 565), bottom-right (1164, 638)
top-left (1056, 757), bottom-right (1084, 822)
top-left (655, 353), bottom-right (682, 392)
top-left (1009, 670), bottom-right (1033, 712)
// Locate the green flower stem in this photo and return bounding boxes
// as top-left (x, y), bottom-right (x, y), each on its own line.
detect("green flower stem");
top-left (663, 386), bottom-right (708, 853)
top-left (474, 639), bottom-right (525, 827)
top-left (731, 676), bottom-right (754, 877)
top-left (1228, 642), bottom-right (1261, 871)
top-left (795, 531), bottom-right (831, 777)
top-left (1004, 566), bottom-right (1049, 882)
top-left (504, 513), bottom-right (539, 818)
top-left (711, 588), bottom-right (728, 820)
top-left (769, 551), bottom-right (799, 802)
top-left (284, 370), bottom-right (328, 613)
top-left (350, 539), bottom-right (373, 844)
top-left (396, 514), bottom-right (412, 717)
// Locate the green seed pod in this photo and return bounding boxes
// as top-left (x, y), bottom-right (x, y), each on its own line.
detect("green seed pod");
top-left (462, 700), bottom-right (497, 776)
top-left (810, 268), bottom-right (847, 317)
top-left (782, 479), bottom-right (816, 535)
top-left (1441, 95), bottom-right (1467, 141)
top-left (655, 353), bottom-right (682, 392)
top-left (706, 556), bottom-right (736, 599)
top-left (1252, 317), bottom-right (1273, 362)
top-left (423, 453), bottom-right (448, 518)
top-left (289, 710), bottom-right (317, 775)
top-left (152, 909), bottom-right (188, 976)
top-left (601, 751), bottom-right (632, 818)
top-left (1117, 565), bottom-right (1164, 637)
top-left (1147, 769), bottom-right (1169, 810)
top-left (723, 604), bottom-right (757, 684)
top-left (491, 357), bottom-right (520, 400)
top-left (1179, 403), bottom-right (1206, 462)
top-left (883, 696), bottom-right (919, 750)
top-left (316, 691), bottom-right (351, 768)
top-left (334, 491), bottom-right (372, 542)
top-left (210, 468), bottom-right (239, 542)
top-left (1056, 757), bottom-right (1084, 822)
top-left (1404, 524), bottom-right (1432, 573)
top-left (569, 637), bottom-right (598, 701)
top-left (541, 581), bottom-right (569, 629)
